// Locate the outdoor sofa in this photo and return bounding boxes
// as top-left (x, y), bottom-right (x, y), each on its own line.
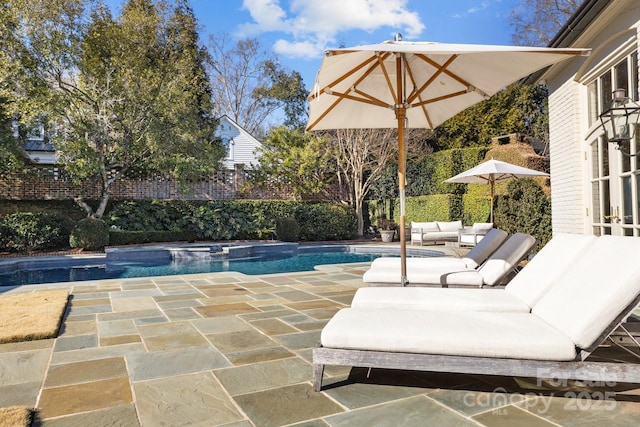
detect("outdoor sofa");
top-left (313, 234), bottom-right (640, 391)
top-left (410, 220), bottom-right (462, 245)
top-left (363, 232), bottom-right (536, 287)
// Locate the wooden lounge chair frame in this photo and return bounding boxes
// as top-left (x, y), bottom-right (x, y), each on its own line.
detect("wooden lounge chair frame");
top-left (312, 293), bottom-right (640, 392)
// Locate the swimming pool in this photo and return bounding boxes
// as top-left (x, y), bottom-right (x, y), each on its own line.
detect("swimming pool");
top-left (0, 243), bottom-right (442, 287)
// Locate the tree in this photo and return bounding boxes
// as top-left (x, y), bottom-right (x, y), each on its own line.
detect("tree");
top-left (326, 128), bottom-right (432, 236)
top-left (329, 129), bottom-right (397, 236)
top-left (510, 0), bottom-right (581, 47)
top-left (433, 84), bottom-right (549, 150)
top-left (253, 126), bottom-right (333, 200)
top-left (207, 34), bottom-right (308, 136)
top-left (7, 0), bottom-right (225, 218)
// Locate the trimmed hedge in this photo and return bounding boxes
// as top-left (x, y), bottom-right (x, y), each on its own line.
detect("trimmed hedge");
top-left (106, 200), bottom-right (357, 243)
top-left (0, 212), bottom-right (69, 252)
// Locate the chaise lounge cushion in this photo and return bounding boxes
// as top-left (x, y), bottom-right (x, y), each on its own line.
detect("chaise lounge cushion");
top-left (370, 228), bottom-right (508, 271)
top-left (320, 308), bottom-right (577, 361)
top-left (532, 235), bottom-right (640, 349)
top-left (351, 287), bottom-right (530, 312)
top-left (357, 233), bottom-right (596, 312)
top-left (504, 233), bottom-right (597, 307)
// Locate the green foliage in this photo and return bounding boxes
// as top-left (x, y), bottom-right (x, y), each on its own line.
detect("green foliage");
top-left (461, 194), bottom-right (492, 224)
top-left (494, 179), bottom-right (552, 246)
top-left (434, 84), bottom-right (549, 150)
top-left (106, 200), bottom-right (355, 242)
top-left (70, 218), bottom-right (109, 250)
top-left (294, 203), bottom-right (357, 241)
top-left (0, 212), bottom-right (68, 252)
top-left (109, 230), bottom-right (197, 246)
top-left (7, 0), bottom-right (225, 218)
top-left (253, 127), bottom-right (334, 199)
top-left (275, 217), bottom-right (300, 242)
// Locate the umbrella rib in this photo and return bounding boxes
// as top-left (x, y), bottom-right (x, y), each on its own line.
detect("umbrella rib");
top-left (407, 54), bottom-right (458, 104)
top-left (308, 54), bottom-right (380, 103)
top-left (411, 89), bottom-right (469, 108)
top-left (404, 58), bottom-right (434, 128)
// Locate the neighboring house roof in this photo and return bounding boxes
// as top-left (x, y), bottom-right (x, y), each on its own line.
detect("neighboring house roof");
top-left (22, 138), bottom-right (57, 165)
top-left (216, 115), bottom-right (263, 170)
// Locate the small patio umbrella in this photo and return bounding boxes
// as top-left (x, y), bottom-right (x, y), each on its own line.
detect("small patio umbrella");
top-left (444, 158), bottom-right (550, 223)
top-left (306, 36), bottom-right (588, 285)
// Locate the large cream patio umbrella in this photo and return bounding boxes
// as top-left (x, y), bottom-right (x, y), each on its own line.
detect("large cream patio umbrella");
top-left (306, 36), bottom-right (588, 285)
top-left (444, 158), bottom-right (550, 223)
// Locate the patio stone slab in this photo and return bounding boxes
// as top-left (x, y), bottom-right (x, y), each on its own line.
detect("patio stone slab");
top-left (100, 334), bottom-right (142, 346)
top-left (192, 317), bottom-right (252, 334)
top-left (0, 338), bottom-right (53, 354)
top-left (515, 394), bottom-right (640, 426)
top-left (206, 329), bottom-right (278, 354)
top-left (472, 405), bottom-right (557, 426)
top-left (98, 309), bottom-right (164, 322)
top-left (0, 349), bottom-right (51, 385)
top-left (225, 346), bottom-right (295, 366)
top-left (143, 332), bottom-right (208, 351)
top-left (215, 357), bottom-right (310, 395)
top-left (59, 319), bottom-right (96, 337)
top-left (43, 356), bottom-right (128, 387)
top-left (50, 343), bottom-right (147, 365)
top-left (98, 319), bottom-right (138, 337)
top-left (194, 302), bottom-right (260, 318)
top-left (164, 307), bottom-right (201, 320)
top-left (38, 376), bottom-right (133, 419)
top-left (37, 404), bottom-right (140, 427)
top-left (274, 290), bottom-right (319, 302)
top-left (111, 296), bottom-right (159, 312)
top-left (0, 381), bottom-right (42, 407)
top-left (70, 297), bottom-right (110, 306)
top-left (134, 372), bottom-right (245, 427)
top-left (53, 333), bottom-right (98, 352)
top-left (324, 395), bottom-right (477, 426)
top-left (234, 383), bottom-right (343, 427)
top-left (427, 387), bottom-right (527, 416)
top-left (273, 330), bottom-right (320, 350)
top-left (250, 318), bottom-right (299, 335)
top-left (127, 346), bottom-right (230, 382)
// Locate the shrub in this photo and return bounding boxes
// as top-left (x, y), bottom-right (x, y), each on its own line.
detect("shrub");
top-left (275, 217), bottom-right (300, 242)
top-left (70, 218), bottom-right (109, 250)
top-left (0, 212), bottom-right (69, 252)
top-left (108, 230), bottom-right (198, 246)
top-left (494, 178), bottom-right (552, 246)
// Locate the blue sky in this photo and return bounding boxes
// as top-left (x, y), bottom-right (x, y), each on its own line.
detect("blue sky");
top-left (106, 0), bottom-right (524, 88)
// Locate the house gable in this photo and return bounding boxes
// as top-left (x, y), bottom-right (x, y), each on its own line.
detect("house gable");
top-left (216, 115), bottom-right (263, 170)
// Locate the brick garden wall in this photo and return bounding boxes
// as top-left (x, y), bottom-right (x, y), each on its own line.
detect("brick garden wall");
top-left (0, 165), bottom-right (296, 201)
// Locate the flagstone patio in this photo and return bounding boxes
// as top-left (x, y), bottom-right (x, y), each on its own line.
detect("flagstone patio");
top-left (1, 255), bottom-right (640, 426)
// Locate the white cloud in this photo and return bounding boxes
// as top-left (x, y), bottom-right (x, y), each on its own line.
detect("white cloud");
top-left (239, 0), bottom-right (425, 59)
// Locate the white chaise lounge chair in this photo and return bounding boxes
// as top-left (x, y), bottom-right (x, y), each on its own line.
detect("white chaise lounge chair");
top-left (370, 228), bottom-right (508, 270)
top-left (363, 233), bottom-right (536, 287)
top-left (313, 235), bottom-right (640, 391)
top-left (353, 233), bottom-right (597, 312)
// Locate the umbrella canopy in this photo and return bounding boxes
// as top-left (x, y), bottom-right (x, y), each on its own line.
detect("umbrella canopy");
top-left (444, 158), bottom-right (550, 222)
top-left (306, 37), bottom-right (588, 285)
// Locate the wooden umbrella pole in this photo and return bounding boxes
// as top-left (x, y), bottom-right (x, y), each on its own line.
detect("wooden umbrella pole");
top-left (396, 54), bottom-right (408, 286)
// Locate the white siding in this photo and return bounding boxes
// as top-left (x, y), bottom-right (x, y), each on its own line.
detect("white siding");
top-left (547, 68), bottom-right (586, 234)
top-left (216, 116), bottom-right (263, 170)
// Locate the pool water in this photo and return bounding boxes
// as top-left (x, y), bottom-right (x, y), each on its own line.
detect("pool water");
top-left (0, 251), bottom-right (384, 287)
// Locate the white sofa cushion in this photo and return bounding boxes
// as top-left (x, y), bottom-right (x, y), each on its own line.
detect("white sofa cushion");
top-left (321, 308), bottom-right (576, 361)
top-left (371, 256), bottom-right (468, 269)
top-left (505, 233), bottom-right (597, 307)
top-left (362, 265), bottom-right (482, 286)
top-left (351, 287), bottom-right (530, 312)
top-left (532, 235), bottom-right (640, 349)
top-left (436, 220), bottom-right (463, 232)
top-left (411, 221), bottom-right (439, 231)
top-left (471, 222), bottom-right (493, 231)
